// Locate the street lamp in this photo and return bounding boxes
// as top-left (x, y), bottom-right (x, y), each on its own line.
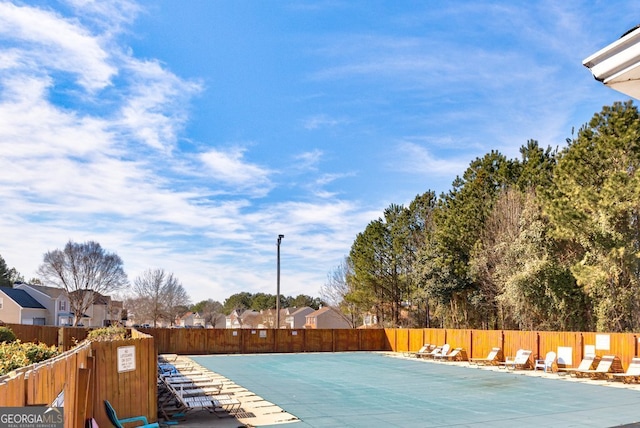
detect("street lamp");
top-left (276, 234), bottom-right (284, 329)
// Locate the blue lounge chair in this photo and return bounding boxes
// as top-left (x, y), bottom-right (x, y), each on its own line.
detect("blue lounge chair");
top-left (104, 400), bottom-right (160, 428)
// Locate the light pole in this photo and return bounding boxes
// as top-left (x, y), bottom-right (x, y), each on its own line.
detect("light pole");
top-left (276, 234), bottom-right (284, 329)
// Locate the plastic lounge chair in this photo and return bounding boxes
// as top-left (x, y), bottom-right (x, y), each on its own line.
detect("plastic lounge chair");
top-left (432, 344), bottom-right (451, 360)
top-left (158, 363), bottom-right (179, 376)
top-left (170, 381), bottom-right (223, 397)
top-left (557, 354), bottom-right (600, 376)
top-left (500, 349), bottom-right (532, 370)
top-left (157, 381), bottom-right (188, 423)
top-left (406, 344), bottom-right (432, 358)
top-left (162, 373), bottom-right (222, 386)
top-left (162, 373), bottom-right (240, 418)
top-left (534, 351), bottom-right (556, 373)
top-left (418, 345), bottom-right (442, 359)
top-left (105, 399), bottom-right (160, 428)
top-left (469, 347), bottom-right (502, 366)
top-left (608, 357), bottom-right (640, 383)
top-left (576, 355), bottom-right (622, 379)
top-left (442, 347), bottom-right (468, 362)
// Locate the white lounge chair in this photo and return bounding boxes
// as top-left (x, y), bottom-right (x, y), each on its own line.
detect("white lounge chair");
top-left (431, 344), bottom-right (451, 360)
top-left (469, 347), bottom-right (502, 366)
top-left (418, 345), bottom-right (443, 359)
top-left (405, 344), bottom-right (432, 358)
top-left (557, 354), bottom-right (599, 376)
top-left (608, 357), bottom-right (640, 383)
top-left (441, 347), bottom-right (468, 362)
top-left (500, 349), bottom-right (532, 370)
top-left (534, 351), bottom-right (556, 373)
top-left (575, 355), bottom-right (622, 380)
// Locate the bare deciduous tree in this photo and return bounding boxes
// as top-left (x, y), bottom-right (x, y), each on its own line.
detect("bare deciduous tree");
top-left (199, 299), bottom-right (225, 327)
top-left (163, 276), bottom-right (191, 325)
top-left (38, 240), bottom-right (128, 326)
top-left (133, 268), bottom-right (190, 326)
top-left (320, 257), bottom-right (359, 328)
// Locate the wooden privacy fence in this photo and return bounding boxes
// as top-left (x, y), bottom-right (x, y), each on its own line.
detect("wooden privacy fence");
top-left (6, 323), bottom-right (90, 351)
top-left (0, 332), bottom-right (156, 428)
top-left (146, 327), bottom-right (390, 354)
top-left (0, 341), bottom-right (93, 427)
top-left (390, 328), bottom-right (639, 369)
top-left (143, 326), bottom-right (639, 369)
top-left (6, 322), bottom-right (638, 371)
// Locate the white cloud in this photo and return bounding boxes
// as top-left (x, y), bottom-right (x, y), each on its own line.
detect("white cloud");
top-left (0, 76), bottom-right (113, 160)
top-left (302, 114), bottom-right (345, 130)
top-left (392, 141), bottom-right (469, 177)
top-left (65, 0), bottom-right (142, 30)
top-left (117, 57), bottom-right (202, 151)
top-left (293, 149), bottom-right (323, 170)
top-left (0, 1), bottom-right (116, 91)
top-left (200, 147), bottom-right (273, 195)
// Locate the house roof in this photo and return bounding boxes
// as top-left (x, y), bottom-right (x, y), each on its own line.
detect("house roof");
top-left (307, 306), bottom-right (351, 322)
top-left (93, 293), bottom-right (110, 305)
top-left (0, 287), bottom-right (46, 309)
top-left (16, 282), bottom-right (66, 298)
top-left (307, 306), bottom-right (333, 317)
top-left (239, 310), bottom-right (259, 320)
top-left (289, 306), bottom-right (314, 316)
top-left (176, 312), bottom-right (202, 322)
top-left (68, 289), bottom-right (109, 305)
top-left (583, 25), bottom-right (640, 100)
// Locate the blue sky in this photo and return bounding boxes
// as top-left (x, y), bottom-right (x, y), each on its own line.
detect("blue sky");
top-left (1, 0), bottom-right (638, 305)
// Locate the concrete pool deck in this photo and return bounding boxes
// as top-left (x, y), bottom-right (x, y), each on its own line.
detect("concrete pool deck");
top-left (163, 352), bottom-right (640, 427)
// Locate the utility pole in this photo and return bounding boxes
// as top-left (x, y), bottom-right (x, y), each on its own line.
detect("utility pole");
top-left (276, 234), bottom-right (284, 329)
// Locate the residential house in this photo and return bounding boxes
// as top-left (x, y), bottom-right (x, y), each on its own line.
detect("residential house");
top-left (107, 299), bottom-right (124, 326)
top-left (209, 313), bottom-right (227, 328)
top-left (0, 286), bottom-right (48, 325)
top-left (360, 312), bottom-right (379, 329)
top-left (14, 282), bottom-right (70, 326)
top-left (176, 312), bottom-right (205, 328)
top-left (259, 308), bottom-right (292, 328)
top-left (12, 283), bottom-right (124, 327)
top-left (88, 292), bottom-right (124, 327)
top-left (226, 309), bottom-right (261, 329)
top-left (305, 306), bottom-right (352, 329)
top-left (285, 307), bottom-right (314, 329)
top-left (583, 25), bottom-right (640, 100)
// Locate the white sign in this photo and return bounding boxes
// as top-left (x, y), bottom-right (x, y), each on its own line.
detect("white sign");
top-left (584, 344), bottom-right (596, 356)
top-left (292, 331), bottom-right (298, 336)
top-left (595, 334), bottom-right (610, 351)
top-left (259, 330), bottom-right (267, 338)
top-left (117, 346), bottom-right (136, 373)
top-left (557, 346), bottom-right (572, 365)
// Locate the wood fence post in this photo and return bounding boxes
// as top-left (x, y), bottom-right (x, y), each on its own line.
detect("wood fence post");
top-left (74, 368), bottom-right (91, 428)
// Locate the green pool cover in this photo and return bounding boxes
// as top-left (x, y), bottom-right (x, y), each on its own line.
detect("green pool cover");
top-left (191, 352), bottom-right (640, 427)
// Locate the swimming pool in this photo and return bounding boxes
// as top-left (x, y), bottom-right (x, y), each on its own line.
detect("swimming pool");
top-left (191, 352), bottom-right (640, 427)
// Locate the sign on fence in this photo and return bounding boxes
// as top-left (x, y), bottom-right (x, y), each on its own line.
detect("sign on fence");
top-left (117, 346), bottom-right (136, 373)
top-left (0, 406), bottom-right (63, 428)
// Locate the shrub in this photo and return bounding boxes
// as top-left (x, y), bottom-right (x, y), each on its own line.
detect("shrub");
top-left (0, 326), bottom-right (16, 343)
top-left (87, 325), bottom-right (128, 341)
top-left (0, 341), bottom-right (60, 376)
top-left (22, 341), bottom-right (59, 364)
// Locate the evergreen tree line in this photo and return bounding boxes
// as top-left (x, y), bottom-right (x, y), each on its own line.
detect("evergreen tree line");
top-left (326, 101), bottom-right (640, 332)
